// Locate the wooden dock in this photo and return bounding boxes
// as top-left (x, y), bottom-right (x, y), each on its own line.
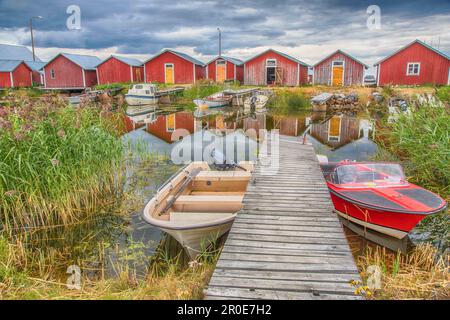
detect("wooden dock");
top-left (204, 135), bottom-right (361, 300)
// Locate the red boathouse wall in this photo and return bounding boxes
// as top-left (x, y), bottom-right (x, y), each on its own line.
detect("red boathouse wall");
top-left (145, 51), bottom-right (202, 84)
top-left (44, 55), bottom-right (87, 88)
top-left (244, 50), bottom-right (308, 86)
top-left (314, 51), bottom-right (366, 86)
top-left (97, 57), bottom-right (144, 84)
top-left (377, 41), bottom-right (450, 86)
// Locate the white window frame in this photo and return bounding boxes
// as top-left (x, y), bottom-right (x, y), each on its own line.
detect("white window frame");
top-left (164, 63), bottom-right (174, 84)
top-left (406, 62), bottom-right (420, 76)
top-left (50, 68), bottom-right (56, 79)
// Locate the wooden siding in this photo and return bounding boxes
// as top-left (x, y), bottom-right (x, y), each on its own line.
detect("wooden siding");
top-left (378, 42), bottom-right (450, 86)
top-left (195, 64), bottom-right (206, 81)
top-left (132, 66), bottom-right (144, 82)
top-left (144, 51), bottom-right (198, 84)
top-left (314, 52), bottom-right (365, 86)
top-left (207, 57), bottom-right (244, 83)
top-left (11, 63), bottom-right (32, 87)
top-left (146, 112), bottom-right (194, 143)
top-left (244, 50), bottom-right (308, 86)
top-left (97, 57), bottom-right (140, 84)
top-left (0, 72), bottom-right (12, 88)
top-left (44, 55), bottom-right (85, 88)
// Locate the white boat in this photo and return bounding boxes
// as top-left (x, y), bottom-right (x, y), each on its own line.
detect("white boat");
top-left (142, 161), bottom-right (253, 259)
top-left (193, 92), bottom-right (233, 109)
top-left (125, 84), bottom-right (160, 105)
top-left (243, 94), bottom-right (269, 113)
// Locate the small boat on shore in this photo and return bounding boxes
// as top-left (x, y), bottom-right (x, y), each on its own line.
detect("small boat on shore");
top-left (320, 161), bottom-right (447, 239)
top-left (193, 92), bottom-right (233, 109)
top-left (143, 161), bottom-right (253, 259)
top-left (243, 94), bottom-right (269, 113)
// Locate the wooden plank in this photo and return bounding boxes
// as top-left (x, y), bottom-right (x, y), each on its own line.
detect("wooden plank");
top-left (204, 136), bottom-right (361, 300)
top-left (205, 287), bottom-right (360, 300)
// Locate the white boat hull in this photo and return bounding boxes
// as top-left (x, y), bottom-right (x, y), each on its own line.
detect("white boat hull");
top-left (193, 98), bottom-right (230, 108)
top-left (125, 94), bottom-right (159, 106)
top-left (335, 209), bottom-right (408, 239)
top-left (160, 218), bottom-right (236, 259)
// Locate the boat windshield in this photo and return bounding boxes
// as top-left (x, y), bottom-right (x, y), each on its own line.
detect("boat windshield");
top-left (334, 163), bottom-right (407, 188)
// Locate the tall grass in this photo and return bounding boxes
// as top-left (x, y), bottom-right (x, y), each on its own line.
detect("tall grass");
top-left (0, 96), bottom-right (125, 233)
top-left (269, 89), bottom-right (310, 114)
top-left (378, 99), bottom-right (449, 198)
top-left (357, 243), bottom-right (449, 299)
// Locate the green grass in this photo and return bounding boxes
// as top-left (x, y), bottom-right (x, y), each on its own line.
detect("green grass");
top-left (379, 100), bottom-right (449, 198)
top-left (0, 98), bottom-right (125, 233)
top-left (268, 89), bottom-right (311, 114)
top-left (435, 86), bottom-right (450, 104)
top-left (95, 83), bottom-right (131, 91)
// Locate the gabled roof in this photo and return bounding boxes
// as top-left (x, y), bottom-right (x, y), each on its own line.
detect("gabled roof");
top-left (206, 55), bottom-right (244, 66)
top-left (97, 55), bottom-right (143, 67)
top-left (244, 48), bottom-right (310, 67)
top-left (0, 60), bottom-right (26, 72)
top-left (313, 50), bottom-right (369, 69)
top-left (24, 61), bottom-right (46, 72)
top-left (374, 39), bottom-right (450, 66)
top-left (144, 49), bottom-right (205, 66)
top-left (43, 53), bottom-right (101, 70)
top-left (0, 43), bottom-right (40, 62)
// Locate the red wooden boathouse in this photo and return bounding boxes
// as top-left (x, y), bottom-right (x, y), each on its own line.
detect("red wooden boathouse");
top-left (0, 60), bottom-right (33, 88)
top-left (144, 49), bottom-right (205, 84)
top-left (313, 50), bottom-right (368, 86)
top-left (43, 53), bottom-right (101, 89)
top-left (0, 43), bottom-right (45, 85)
top-left (206, 56), bottom-right (244, 83)
top-left (375, 39), bottom-right (450, 86)
top-left (243, 49), bottom-right (309, 86)
top-left (96, 55), bottom-right (143, 85)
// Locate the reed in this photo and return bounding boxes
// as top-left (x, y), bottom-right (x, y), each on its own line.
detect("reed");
top-left (0, 96), bottom-right (125, 234)
top-left (269, 89), bottom-right (311, 113)
top-left (0, 234), bottom-right (219, 300)
top-left (356, 243), bottom-right (449, 299)
top-left (378, 99), bottom-right (449, 199)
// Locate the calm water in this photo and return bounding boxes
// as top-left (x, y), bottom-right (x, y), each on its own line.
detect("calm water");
top-left (30, 104), bottom-right (383, 277)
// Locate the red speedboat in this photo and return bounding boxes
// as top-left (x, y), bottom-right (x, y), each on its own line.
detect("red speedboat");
top-left (320, 161), bottom-right (447, 239)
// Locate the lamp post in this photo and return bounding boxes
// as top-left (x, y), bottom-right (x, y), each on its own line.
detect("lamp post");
top-left (217, 27), bottom-right (221, 57)
top-left (29, 16), bottom-right (43, 62)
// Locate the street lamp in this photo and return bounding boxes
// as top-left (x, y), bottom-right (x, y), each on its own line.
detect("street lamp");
top-left (217, 27), bottom-right (221, 57)
top-left (29, 16), bottom-right (43, 61)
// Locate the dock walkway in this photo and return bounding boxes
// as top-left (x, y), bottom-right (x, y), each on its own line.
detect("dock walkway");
top-left (205, 135), bottom-right (361, 300)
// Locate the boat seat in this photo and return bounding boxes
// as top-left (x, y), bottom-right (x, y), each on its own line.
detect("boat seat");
top-left (173, 195), bottom-right (244, 213)
top-left (194, 171), bottom-right (251, 182)
top-left (170, 212), bottom-right (234, 225)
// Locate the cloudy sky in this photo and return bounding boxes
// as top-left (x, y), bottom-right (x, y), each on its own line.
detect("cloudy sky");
top-left (1, 0), bottom-right (449, 74)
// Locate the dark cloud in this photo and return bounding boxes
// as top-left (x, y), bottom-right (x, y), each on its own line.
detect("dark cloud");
top-left (0, 0), bottom-right (449, 64)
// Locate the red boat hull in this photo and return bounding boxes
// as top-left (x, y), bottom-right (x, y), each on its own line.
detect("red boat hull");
top-left (329, 191), bottom-right (427, 239)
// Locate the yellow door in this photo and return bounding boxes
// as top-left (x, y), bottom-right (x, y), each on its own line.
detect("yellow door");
top-left (332, 62), bottom-right (344, 86)
top-left (328, 116), bottom-right (341, 137)
top-left (165, 64), bottom-right (174, 84)
top-left (166, 113), bottom-right (175, 132)
top-left (216, 61), bottom-right (226, 82)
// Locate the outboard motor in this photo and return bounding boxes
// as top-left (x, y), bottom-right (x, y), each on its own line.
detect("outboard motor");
top-left (211, 148), bottom-right (246, 171)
